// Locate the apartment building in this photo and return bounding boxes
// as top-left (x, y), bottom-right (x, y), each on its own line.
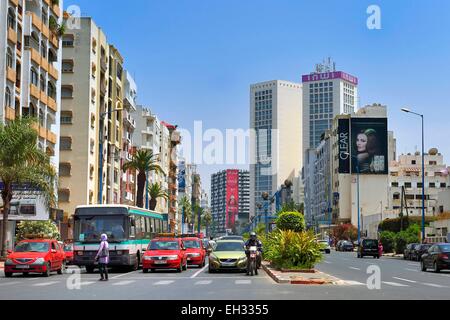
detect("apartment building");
top-left (58, 17), bottom-right (136, 221)
top-left (0, 0), bottom-right (63, 246)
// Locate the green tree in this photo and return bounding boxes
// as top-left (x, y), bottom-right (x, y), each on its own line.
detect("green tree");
top-left (179, 196), bottom-right (192, 232)
top-left (279, 200), bottom-right (304, 214)
top-left (201, 209), bottom-right (212, 236)
top-left (380, 231), bottom-right (396, 253)
top-left (0, 118), bottom-right (57, 257)
top-left (276, 211), bottom-right (306, 233)
top-left (148, 182), bottom-right (168, 211)
top-left (122, 150), bottom-right (164, 208)
top-left (16, 220), bottom-right (60, 242)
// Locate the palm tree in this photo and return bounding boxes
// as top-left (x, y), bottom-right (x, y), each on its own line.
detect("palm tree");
top-left (192, 204), bottom-right (203, 233)
top-left (148, 183), bottom-right (168, 211)
top-left (202, 209), bottom-right (212, 237)
top-left (0, 118), bottom-right (56, 257)
top-left (122, 150), bottom-right (164, 208)
top-left (179, 196), bottom-right (192, 233)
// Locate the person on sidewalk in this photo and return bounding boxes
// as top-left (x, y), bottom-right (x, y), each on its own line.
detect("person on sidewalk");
top-left (95, 234), bottom-right (109, 281)
top-left (378, 241), bottom-right (384, 258)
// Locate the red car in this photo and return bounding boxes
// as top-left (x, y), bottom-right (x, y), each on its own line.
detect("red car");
top-left (63, 243), bottom-right (74, 265)
top-left (142, 237), bottom-right (188, 273)
top-left (182, 237), bottom-right (206, 268)
top-left (4, 239), bottom-right (66, 277)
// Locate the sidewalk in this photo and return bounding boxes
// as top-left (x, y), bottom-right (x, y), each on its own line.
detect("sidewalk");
top-left (262, 261), bottom-right (338, 285)
top-left (382, 253), bottom-right (404, 259)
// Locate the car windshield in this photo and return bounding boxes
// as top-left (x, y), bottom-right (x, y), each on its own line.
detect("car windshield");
top-left (214, 241), bottom-right (244, 252)
top-left (439, 245), bottom-right (450, 252)
top-left (363, 240), bottom-right (378, 247)
top-left (149, 241), bottom-right (179, 250)
top-left (74, 215), bottom-right (126, 242)
top-left (64, 244), bottom-right (73, 251)
top-left (15, 242), bottom-right (49, 253)
top-left (183, 240), bottom-right (200, 249)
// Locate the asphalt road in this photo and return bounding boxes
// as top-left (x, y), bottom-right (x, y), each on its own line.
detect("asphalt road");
top-left (0, 252), bottom-right (449, 300)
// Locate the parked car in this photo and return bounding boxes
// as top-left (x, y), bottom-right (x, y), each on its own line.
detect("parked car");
top-left (357, 239), bottom-right (380, 259)
top-left (182, 237), bottom-right (207, 268)
top-left (4, 239), bottom-right (66, 277)
top-left (412, 244), bottom-right (432, 261)
top-left (421, 243), bottom-right (450, 273)
top-left (341, 241), bottom-right (354, 252)
top-left (403, 243), bottom-right (419, 260)
top-left (142, 236), bottom-right (188, 273)
top-left (318, 240), bottom-right (331, 254)
top-left (208, 240), bottom-right (247, 273)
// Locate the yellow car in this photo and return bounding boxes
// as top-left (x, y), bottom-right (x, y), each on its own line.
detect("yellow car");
top-left (208, 240), bottom-right (247, 273)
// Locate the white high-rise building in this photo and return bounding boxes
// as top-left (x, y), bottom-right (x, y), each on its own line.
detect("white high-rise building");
top-left (302, 60), bottom-right (358, 153)
top-left (249, 80), bottom-right (303, 220)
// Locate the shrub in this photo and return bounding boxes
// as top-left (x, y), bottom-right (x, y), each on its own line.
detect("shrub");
top-left (264, 230), bottom-right (322, 270)
top-left (380, 231), bottom-right (396, 253)
top-left (379, 217), bottom-right (436, 233)
top-left (16, 220), bottom-right (60, 242)
top-left (275, 211), bottom-right (306, 233)
top-left (394, 225), bottom-right (421, 254)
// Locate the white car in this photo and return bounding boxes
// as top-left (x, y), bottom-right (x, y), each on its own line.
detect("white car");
top-left (318, 240), bottom-right (331, 254)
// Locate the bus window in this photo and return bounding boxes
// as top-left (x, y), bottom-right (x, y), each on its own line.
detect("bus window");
top-left (136, 216), bottom-right (144, 240)
top-left (129, 217), bottom-right (136, 239)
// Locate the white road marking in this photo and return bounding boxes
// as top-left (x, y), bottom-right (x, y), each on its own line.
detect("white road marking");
top-left (235, 280), bottom-right (252, 285)
top-left (422, 283), bottom-right (446, 288)
top-left (382, 281), bottom-right (409, 287)
top-left (393, 277), bottom-right (417, 283)
top-left (339, 280), bottom-right (365, 286)
top-left (190, 264), bottom-right (209, 279)
top-left (195, 280), bottom-right (212, 285)
top-left (405, 268), bottom-right (419, 272)
top-left (112, 280), bottom-right (135, 286)
top-left (110, 271), bottom-right (137, 280)
top-left (80, 281), bottom-right (96, 286)
top-left (322, 261), bottom-right (331, 264)
top-left (33, 281), bottom-right (59, 287)
top-left (349, 267), bottom-right (361, 271)
top-left (154, 280), bottom-right (175, 286)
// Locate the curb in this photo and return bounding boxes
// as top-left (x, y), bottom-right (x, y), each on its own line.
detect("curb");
top-left (262, 262), bottom-right (334, 285)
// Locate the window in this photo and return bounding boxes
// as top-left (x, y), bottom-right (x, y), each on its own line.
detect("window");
top-left (417, 182), bottom-right (423, 188)
top-left (7, 8), bottom-right (15, 30)
top-left (412, 160), bottom-right (416, 165)
top-left (47, 81), bottom-right (56, 99)
top-left (58, 189), bottom-right (70, 202)
top-left (31, 68), bottom-right (38, 86)
top-left (90, 165), bottom-right (94, 180)
top-left (404, 182), bottom-right (412, 188)
top-left (60, 137), bottom-right (72, 151)
top-left (391, 182), bottom-right (399, 187)
top-left (90, 139), bottom-right (95, 154)
top-left (62, 34), bottom-right (74, 47)
top-left (441, 183), bottom-right (447, 188)
top-left (61, 86), bottom-right (73, 99)
top-left (6, 48), bottom-right (13, 68)
top-left (41, 41), bottom-right (47, 59)
top-left (5, 87), bottom-right (12, 108)
top-left (429, 183), bottom-right (436, 188)
top-left (60, 111), bottom-right (73, 124)
top-left (59, 163), bottom-right (71, 177)
top-left (62, 60), bottom-right (74, 73)
top-left (91, 88), bottom-right (96, 103)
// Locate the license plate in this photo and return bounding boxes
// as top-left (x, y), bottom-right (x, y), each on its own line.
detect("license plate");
top-left (221, 262), bottom-right (235, 266)
top-left (250, 254), bottom-right (256, 258)
top-left (187, 258), bottom-right (192, 261)
top-left (154, 261), bottom-right (167, 265)
top-left (16, 265), bottom-right (30, 269)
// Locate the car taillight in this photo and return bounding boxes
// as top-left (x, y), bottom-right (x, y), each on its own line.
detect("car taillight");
top-left (439, 254), bottom-right (449, 260)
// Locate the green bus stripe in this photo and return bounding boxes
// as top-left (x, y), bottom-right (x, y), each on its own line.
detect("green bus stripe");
top-left (75, 239), bottom-right (151, 246)
top-left (129, 209), bottom-right (165, 219)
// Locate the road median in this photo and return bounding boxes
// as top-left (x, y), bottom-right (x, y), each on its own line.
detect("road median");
top-left (262, 261), bottom-right (337, 285)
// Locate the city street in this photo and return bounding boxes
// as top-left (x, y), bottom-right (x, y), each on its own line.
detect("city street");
top-left (1, 251), bottom-right (449, 300)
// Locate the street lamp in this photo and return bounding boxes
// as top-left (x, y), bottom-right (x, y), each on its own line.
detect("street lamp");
top-left (98, 101), bottom-right (123, 204)
top-left (401, 107), bottom-right (426, 243)
top-left (344, 152), bottom-right (361, 245)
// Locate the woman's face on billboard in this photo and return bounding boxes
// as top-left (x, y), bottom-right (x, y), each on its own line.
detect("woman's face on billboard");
top-left (356, 133), bottom-right (368, 152)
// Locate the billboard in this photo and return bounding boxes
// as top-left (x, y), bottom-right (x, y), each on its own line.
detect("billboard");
top-left (225, 170), bottom-right (239, 230)
top-left (178, 161), bottom-right (186, 193)
top-left (302, 71), bottom-right (358, 85)
top-left (351, 118), bottom-right (388, 174)
top-left (338, 118), bottom-right (351, 174)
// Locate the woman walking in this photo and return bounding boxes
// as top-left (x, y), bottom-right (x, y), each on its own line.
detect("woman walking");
top-left (95, 234), bottom-right (109, 281)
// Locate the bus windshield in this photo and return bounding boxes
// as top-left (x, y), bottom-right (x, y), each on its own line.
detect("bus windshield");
top-left (74, 215), bottom-right (126, 243)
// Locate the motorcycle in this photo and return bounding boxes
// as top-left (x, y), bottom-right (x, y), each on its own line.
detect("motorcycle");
top-left (247, 246), bottom-right (258, 276)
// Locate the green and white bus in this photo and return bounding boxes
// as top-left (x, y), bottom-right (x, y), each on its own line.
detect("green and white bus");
top-left (73, 205), bottom-right (168, 273)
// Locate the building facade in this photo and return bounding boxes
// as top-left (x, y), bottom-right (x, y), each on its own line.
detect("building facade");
top-left (211, 169), bottom-right (250, 235)
top-left (388, 149), bottom-right (450, 217)
top-left (0, 0), bottom-right (63, 247)
top-left (249, 80), bottom-right (303, 221)
top-left (58, 17), bottom-right (136, 222)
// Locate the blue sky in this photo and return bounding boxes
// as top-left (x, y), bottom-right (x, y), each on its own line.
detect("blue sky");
top-left (64, 0), bottom-right (450, 195)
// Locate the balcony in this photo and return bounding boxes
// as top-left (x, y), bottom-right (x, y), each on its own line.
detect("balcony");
top-left (7, 68), bottom-right (16, 83)
top-left (10, 0), bottom-right (19, 6)
top-left (31, 13), bottom-right (42, 32)
top-left (100, 82), bottom-right (107, 96)
top-left (50, 33), bottom-right (59, 49)
top-left (124, 112), bottom-right (136, 128)
top-left (40, 91), bottom-right (48, 105)
top-left (51, 4), bottom-right (61, 18)
top-left (30, 84), bottom-right (40, 99)
top-left (8, 28), bottom-right (17, 44)
top-left (30, 47), bottom-right (41, 65)
top-left (41, 58), bottom-right (49, 72)
top-left (5, 107), bottom-right (16, 121)
top-left (47, 129), bottom-right (57, 144)
top-left (48, 64), bottom-right (59, 80)
top-left (47, 96), bottom-right (57, 112)
top-left (100, 58), bottom-right (107, 72)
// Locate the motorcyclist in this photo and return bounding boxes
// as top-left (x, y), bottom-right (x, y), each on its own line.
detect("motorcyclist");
top-left (245, 232), bottom-right (263, 275)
